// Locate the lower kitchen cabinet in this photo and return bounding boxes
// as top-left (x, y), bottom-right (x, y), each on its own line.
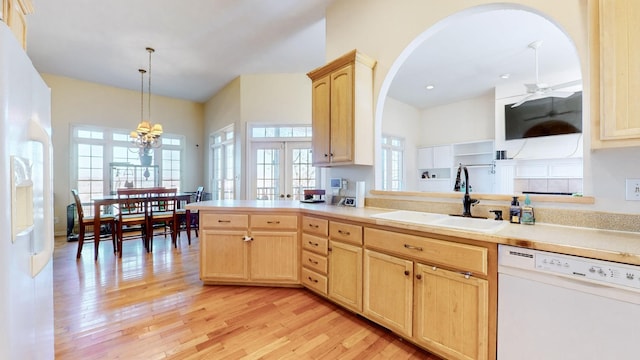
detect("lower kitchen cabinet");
top-left (328, 240), bottom-right (362, 312)
top-left (201, 229), bottom-right (249, 281)
top-left (249, 231), bottom-right (299, 283)
top-left (200, 212), bottom-right (299, 285)
top-left (414, 263), bottom-right (489, 360)
top-left (363, 249), bottom-right (413, 337)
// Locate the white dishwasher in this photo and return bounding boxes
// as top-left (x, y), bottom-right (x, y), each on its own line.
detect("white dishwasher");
top-left (498, 244), bottom-right (640, 360)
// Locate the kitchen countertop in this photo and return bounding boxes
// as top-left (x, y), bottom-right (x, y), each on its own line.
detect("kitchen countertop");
top-left (188, 200), bottom-right (640, 266)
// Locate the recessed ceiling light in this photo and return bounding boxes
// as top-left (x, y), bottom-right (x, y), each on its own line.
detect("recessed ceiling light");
top-left (425, 85), bottom-right (435, 90)
top-left (500, 73), bottom-right (511, 79)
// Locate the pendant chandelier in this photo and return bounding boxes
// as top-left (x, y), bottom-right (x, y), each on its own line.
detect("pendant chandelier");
top-left (130, 47), bottom-right (162, 156)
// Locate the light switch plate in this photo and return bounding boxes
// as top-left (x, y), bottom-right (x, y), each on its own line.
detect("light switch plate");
top-left (625, 179), bottom-right (640, 200)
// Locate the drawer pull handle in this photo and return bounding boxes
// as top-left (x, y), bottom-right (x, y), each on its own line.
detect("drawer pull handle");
top-left (308, 241), bottom-right (319, 247)
top-left (404, 270), bottom-right (410, 276)
top-left (308, 258), bottom-right (319, 265)
top-left (403, 244), bottom-right (423, 251)
top-left (267, 220), bottom-right (281, 224)
top-left (308, 276), bottom-right (318, 283)
top-left (218, 220), bottom-right (231, 223)
top-left (338, 229), bottom-right (351, 236)
top-left (309, 224), bottom-right (319, 229)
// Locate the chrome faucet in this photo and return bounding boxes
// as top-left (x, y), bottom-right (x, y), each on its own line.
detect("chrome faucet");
top-left (455, 164), bottom-right (479, 217)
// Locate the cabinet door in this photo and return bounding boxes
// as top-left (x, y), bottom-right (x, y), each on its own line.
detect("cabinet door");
top-left (417, 147), bottom-right (435, 169)
top-left (249, 231), bottom-right (299, 283)
top-left (311, 75), bottom-right (332, 165)
top-left (200, 229), bottom-right (248, 281)
top-left (433, 145), bottom-right (453, 168)
top-left (328, 240), bottom-right (362, 312)
top-left (329, 64), bottom-right (355, 164)
top-left (414, 263), bottom-right (489, 360)
top-left (363, 249), bottom-right (413, 337)
top-left (598, 0), bottom-right (640, 142)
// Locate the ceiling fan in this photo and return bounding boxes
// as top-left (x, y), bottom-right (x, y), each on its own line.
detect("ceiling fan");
top-left (510, 40), bottom-right (581, 108)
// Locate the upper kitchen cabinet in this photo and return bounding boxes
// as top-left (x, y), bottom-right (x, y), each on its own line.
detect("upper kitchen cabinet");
top-left (1, 0), bottom-right (33, 49)
top-left (307, 50), bottom-right (376, 166)
top-left (590, 0), bottom-right (640, 148)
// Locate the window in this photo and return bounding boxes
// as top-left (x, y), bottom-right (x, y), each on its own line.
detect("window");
top-left (249, 125), bottom-right (316, 200)
top-left (161, 136), bottom-right (183, 190)
top-left (381, 135), bottom-right (404, 191)
top-left (71, 125), bottom-right (184, 214)
top-left (211, 125), bottom-right (235, 200)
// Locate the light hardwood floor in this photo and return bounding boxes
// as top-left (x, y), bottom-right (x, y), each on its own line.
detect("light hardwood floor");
top-left (54, 233), bottom-right (440, 359)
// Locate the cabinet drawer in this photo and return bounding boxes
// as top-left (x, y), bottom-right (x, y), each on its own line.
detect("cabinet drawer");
top-left (302, 233), bottom-right (329, 256)
top-left (251, 214), bottom-right (298, 230)
top-left (302, 250), bottom-right (327, 274)
top-left (201, 213), bottom-right (248, 229)
top-left (302, 216), bottom-right (328, 236)
top-left (330, 221), bottom-right (362, 245)
top-left (301, 268), bottom-right (327, 295)
top-left (364, 228), bottom-right (487, 275)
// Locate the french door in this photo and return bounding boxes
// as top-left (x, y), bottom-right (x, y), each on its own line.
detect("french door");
top-left (251, 141), bottom-right (316, 200)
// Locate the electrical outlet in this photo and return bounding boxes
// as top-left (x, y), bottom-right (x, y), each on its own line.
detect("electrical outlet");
top-left (625, 179), bottom-right (640, 201)
top-left (54, 216), bottom-right (59, 224)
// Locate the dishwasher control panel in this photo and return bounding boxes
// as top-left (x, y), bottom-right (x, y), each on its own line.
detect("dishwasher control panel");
top-left (499, 245), bottom-right (640, 291)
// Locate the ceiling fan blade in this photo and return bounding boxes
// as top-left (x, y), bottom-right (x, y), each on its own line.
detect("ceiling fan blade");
top-left (550, 79), bottom-right (581, 90)
top-left (510, 93), bottom-right (535, 108)
top-left (546, 90), bottom-right (575, 98)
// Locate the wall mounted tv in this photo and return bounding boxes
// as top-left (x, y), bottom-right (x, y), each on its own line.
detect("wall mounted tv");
top-left (504, 91), bottom-right (582, 140)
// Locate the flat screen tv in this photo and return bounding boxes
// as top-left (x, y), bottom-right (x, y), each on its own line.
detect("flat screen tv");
top-left (504, 91), bottom-right (582, 140)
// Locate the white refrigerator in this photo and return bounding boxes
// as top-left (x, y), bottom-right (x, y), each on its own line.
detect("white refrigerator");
top-left (0, 23), bottom-right (54, 359)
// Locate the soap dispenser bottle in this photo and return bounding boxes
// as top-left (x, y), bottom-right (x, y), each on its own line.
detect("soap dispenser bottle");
top-left (521, 194), bottom-right (535, 225)
top-left (509, 196), bottom-right (521, 224)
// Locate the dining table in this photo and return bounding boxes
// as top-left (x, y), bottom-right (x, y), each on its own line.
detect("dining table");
top-left (92, 191), bottom-right (194, 247)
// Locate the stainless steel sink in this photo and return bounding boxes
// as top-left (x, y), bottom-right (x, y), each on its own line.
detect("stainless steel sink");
top-left (370, 210), bottom-right (446, 225)
top-left (431, 215), bottom-right (507, 233)
top-left (371, 210), bottom-right (506, 233)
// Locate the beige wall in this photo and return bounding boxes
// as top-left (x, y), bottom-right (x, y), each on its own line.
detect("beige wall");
top-left (204, 73), bottom-right (312, 199)
top-left (325, 0), bottom-right (640, 214)
top-left (43, 74), bottom-right (204, 235)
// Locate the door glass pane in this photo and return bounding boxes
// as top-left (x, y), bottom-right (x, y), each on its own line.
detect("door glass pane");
top-left (290, 148), bottom-right (315, 200)
top-left (255, 148), bottom-right (280, 200)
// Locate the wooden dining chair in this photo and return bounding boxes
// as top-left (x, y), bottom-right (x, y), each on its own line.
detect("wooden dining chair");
top-left (176, 186), bottom-right (204, 245)
top-left (71, 189), bottom-right (117, 260)
top-left (115, 188), bottom-right (149, 257)
top-left (147, 187), bottom-right (179, 251)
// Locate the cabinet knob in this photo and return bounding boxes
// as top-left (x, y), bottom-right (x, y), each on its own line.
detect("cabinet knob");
top-left (404, 270), bottom-right (410, 276)
top-left (416, 274), bottom-right (422, 280)
top-left (324, 153), bottom-right (329, 158)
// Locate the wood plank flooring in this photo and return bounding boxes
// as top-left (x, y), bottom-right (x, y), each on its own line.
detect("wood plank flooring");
top-left (54, 233), bottom-right (440, 359)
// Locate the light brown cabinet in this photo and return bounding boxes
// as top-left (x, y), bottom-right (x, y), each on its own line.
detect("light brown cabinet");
top-left (328, 221), bottom-right (363, 313)
top-left (590, 0), bottom-right (640, 148)
top-left (200, 212), bottom-right (298, 285)
top-left (414, 263), bottom-right (489, 360)
top-left (307, 50), bottom-right (376, 166)
top-left (363, 227), bottom-right (491, 360)
top-left (2, 0), bottom-right (32, 49)
top-left (363, 249), bottom-right (414, 337)
top-left (300, 216), bottom-right (329, 295)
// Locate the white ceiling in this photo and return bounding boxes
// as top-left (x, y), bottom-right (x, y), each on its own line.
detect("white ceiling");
top-left (25, 3), bottom-right (580, 107)
top-left (387, 9), bottom-right (581, 109)
top-left (26, 0), bottom-right (335, 102)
